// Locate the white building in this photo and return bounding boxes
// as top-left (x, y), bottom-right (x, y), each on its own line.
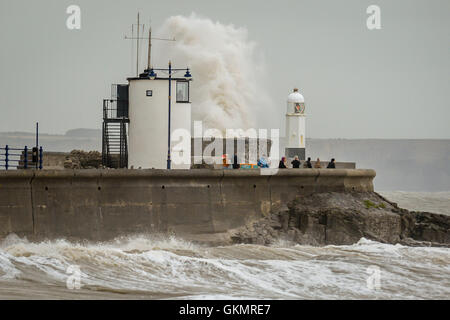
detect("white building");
top-left (128, 66), bottom-right (192, 169)
top-left (285, 88), bottom-right (306, 160)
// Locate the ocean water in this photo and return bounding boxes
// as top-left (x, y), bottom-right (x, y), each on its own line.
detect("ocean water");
top-left (0, 192), bottom-right (449, 300)
top-left (379, 191), bottom-right (450, 216)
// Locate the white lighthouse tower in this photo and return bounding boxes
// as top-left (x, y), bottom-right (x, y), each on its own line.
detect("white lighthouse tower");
top-left (285, 88), bottom-right (306, 160)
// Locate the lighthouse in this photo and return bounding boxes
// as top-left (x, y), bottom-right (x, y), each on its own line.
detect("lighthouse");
top-left (285, 88), bottom-right (306, 160)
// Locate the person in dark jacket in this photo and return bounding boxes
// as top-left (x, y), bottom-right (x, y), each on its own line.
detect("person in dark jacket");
top-left (327, 158), bottom-right (336, 168)
top-left (232, 153), bottom-right (240, 169)
top-left (278, 157), bottom-right (287, 169)
top-left (304, 157), bottom-right (312, 168)
top-left (291, 155), bottom-right (301, 168)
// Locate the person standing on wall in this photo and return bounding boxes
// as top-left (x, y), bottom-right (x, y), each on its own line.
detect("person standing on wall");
top-left (279, 157), bottom-right (287, 169)
top-left (258, 154), bottom-right (269, 168)
top-left (327, 158), bottom-right (336, 169)
top-left (291, 156), bottom-right (301, 168)
top-left (222, 154), bottom-right (230, 169)
top-left (304, 157), bottom-right (312, 168)
top-left (314, 158), bottom-right (322, 168)
top-left (233, 153), bottom-right (240, 169)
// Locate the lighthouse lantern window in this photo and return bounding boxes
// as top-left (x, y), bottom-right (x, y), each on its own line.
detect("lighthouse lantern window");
top-left (176, 81), bottom-right (189, 103)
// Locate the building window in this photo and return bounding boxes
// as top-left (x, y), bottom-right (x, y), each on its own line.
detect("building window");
top-left (176, 81), bottom-right (189, 102)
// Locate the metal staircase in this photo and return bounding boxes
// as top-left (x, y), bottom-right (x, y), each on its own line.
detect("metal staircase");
top-left (102, 94), bottom-right (129, 168)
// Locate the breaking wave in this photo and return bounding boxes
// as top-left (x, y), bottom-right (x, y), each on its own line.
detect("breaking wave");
top-left (153, 13), bottom-right (274, 132)
top-left (1, 234), bottom-right (449, 299)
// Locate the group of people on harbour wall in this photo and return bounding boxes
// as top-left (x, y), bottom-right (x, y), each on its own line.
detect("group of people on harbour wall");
top-left (222, 154), bottom-right (336, 169)
top-left (278, 157), bottom-right (336, 169)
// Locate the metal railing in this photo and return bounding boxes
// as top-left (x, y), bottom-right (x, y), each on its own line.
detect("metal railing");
top-left (103, 99), bottom-right (129, 120)
top-left (103, 99), bottom-right (119, 120)
top-left (0, 145), bottom-right (43, 170)
top-left (102, 99), bottom-right (129, 168)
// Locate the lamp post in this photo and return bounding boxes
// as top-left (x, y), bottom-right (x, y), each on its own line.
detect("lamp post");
top-left (35, 122), bottom-right (39, 169)
top-left (168, 61), bottom-right (172, 169)
top-left (143, 62), bottom-right (192, 169)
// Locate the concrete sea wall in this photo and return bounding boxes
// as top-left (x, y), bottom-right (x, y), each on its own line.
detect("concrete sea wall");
top-left (0, 169), bottom-right (375, 243)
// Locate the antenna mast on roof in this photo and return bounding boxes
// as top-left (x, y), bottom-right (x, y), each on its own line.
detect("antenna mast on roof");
top-left (147, 27), bottom-right (152, 70)
top-left (125, 14), bottom-right (176, 75)
top-left (136, 13), bottom-right (140, 77)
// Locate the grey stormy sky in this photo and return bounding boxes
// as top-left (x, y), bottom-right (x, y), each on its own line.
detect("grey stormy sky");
top-left (0, 0), bottom-right (449, 138)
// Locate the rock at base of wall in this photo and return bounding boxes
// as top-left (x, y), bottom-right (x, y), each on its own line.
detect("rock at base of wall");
top-left (229, 192), bottom-right (450, 247)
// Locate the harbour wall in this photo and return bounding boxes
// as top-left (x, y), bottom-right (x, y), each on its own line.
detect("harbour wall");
top-left (0, 169), bottom-right (375, 243)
